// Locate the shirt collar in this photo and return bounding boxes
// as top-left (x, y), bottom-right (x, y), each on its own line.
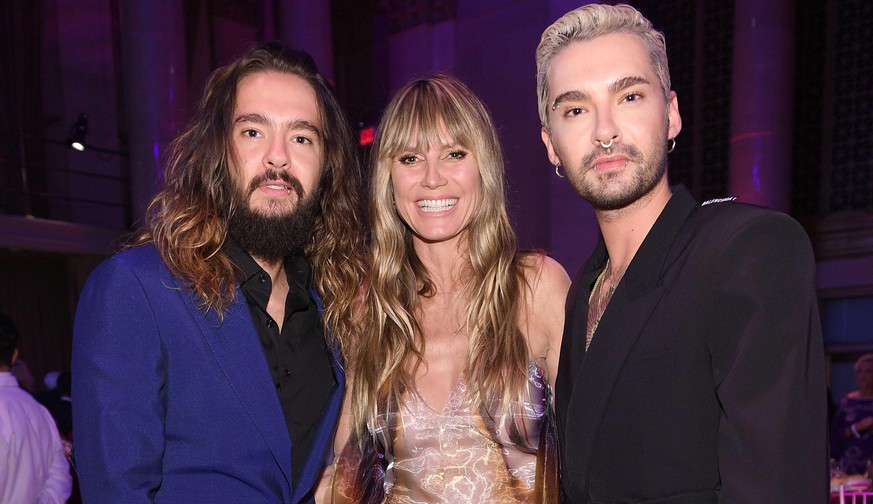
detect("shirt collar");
top-left (0, 372), bottom-right (18, 387)
top-left (224, 237), bottom-right (312, 292)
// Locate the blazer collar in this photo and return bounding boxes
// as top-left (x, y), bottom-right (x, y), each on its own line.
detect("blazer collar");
top-left (620, 185), bottom-right (697, 299)
top-left (561, 185), bottom-right (698, 494)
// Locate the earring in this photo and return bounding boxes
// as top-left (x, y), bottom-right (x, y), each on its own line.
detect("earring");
top-left (555, 164), bottom-right (565, 178)
top-left (667, 138), bottom-right (677, 153)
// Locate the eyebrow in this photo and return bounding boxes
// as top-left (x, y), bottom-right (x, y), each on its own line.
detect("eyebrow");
top-left (234, 113), bottom-right (322, 138)
top-left (609, 75), bottom-right (650, 95)
top-left (550, 75), bottom-right (652, 111)
top-left (551, 90), bottom-right (589, 111)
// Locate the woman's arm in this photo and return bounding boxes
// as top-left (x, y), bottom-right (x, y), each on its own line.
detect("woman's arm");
top-left (522, 254), bottom-right (571, 388)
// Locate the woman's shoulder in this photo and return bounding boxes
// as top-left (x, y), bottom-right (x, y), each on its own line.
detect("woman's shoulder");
top-left (518, 253), bottom-right (571, 366)
top-left (519, 252), bottom-right (570, 294)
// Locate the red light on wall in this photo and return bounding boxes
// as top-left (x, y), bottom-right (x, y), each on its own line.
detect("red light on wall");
top-left (359, 126), bottom-right (375, 146)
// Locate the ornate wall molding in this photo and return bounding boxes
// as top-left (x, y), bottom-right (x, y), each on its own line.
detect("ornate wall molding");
top-left (809, 212), bottom-right (873, 259)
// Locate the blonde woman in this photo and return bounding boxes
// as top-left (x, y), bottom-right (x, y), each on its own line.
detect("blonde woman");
top-left (326, 74), bottom-right (570, 503)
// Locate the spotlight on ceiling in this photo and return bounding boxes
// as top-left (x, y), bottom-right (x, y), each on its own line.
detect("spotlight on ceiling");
top-left (68, 113), bottom-right (88, 151)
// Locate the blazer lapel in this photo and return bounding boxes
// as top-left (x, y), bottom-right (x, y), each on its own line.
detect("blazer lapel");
top-left (556, 242), bottom-right (605, 441)
top-left (181, 288), bottom-right (293, 487)
top-left (563, 279), bottom-right (666, 489)
top-left (562, 186), bottom-right (699, 493)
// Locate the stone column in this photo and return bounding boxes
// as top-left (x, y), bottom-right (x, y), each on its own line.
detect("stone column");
top-left (277, 1), bottom-right (334, 81)
top-left (728, 0), bottom-right (794, 212)
top-left (120, 0), bottom-right (188, 225)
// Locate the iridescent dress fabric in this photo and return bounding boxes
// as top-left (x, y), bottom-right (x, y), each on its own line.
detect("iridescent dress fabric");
top-left (331, 362), bottom-right (559, 503)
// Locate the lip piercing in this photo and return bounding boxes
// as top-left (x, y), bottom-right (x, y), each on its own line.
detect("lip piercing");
top-left (599, 138), bottom-right (614, 149)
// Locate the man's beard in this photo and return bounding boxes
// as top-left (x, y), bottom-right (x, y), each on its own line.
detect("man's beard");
top-left (227, 169), bottom-right (321, 263)
top-left (565, 137), bottom-right (667, 211)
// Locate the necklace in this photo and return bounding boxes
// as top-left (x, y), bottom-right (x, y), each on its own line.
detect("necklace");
top-left (585, 259), bottom-right (625, 350)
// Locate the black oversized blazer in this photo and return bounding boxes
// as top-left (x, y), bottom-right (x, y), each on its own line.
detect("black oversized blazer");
top-left (555, 185), bottom-right (827, 504)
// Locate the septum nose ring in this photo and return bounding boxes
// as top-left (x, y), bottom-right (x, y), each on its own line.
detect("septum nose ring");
top-left (599, 138), bottom-right (614, 149)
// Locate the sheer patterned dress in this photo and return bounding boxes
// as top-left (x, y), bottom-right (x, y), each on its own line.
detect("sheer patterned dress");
top-left (330, 362), bottom-right (559, 504)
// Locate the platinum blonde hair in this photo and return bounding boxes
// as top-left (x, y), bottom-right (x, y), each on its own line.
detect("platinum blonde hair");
top-left (536, 3), bottom-right (671, 128)
top-left (352, 73), bottom-right (531, 440)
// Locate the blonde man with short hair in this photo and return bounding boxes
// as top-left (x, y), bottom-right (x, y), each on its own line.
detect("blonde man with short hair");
top-left (538, 4), bottom-right (826, 502)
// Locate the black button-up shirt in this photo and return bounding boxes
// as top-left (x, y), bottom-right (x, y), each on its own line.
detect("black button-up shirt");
top-left (225, 240), bottom-right (336, 484)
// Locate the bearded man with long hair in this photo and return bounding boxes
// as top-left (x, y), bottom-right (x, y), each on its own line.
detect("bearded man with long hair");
top-left (72, 42), bottom-right (365, 504)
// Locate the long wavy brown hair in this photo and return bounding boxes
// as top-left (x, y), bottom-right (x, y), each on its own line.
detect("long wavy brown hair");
top-left (351, 74), bottom-right (532, 440)
top-left (136, 42), bottom-right (365, 350)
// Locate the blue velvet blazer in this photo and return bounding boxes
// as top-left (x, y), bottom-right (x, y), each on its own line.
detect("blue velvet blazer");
top-left (72, 245), bottom-right (343, 503)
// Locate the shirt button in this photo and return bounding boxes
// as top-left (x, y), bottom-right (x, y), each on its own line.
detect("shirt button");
top-left (259, 274), bottom-right (267, 283)
top-left (284, 369), bottom-right (291, 377)
top-left (265, 319), bottom-right (274, 328)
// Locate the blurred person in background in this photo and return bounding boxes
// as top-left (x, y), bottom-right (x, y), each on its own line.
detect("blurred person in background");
top-left (38, 370), bottom-right (73, 441)
top-left (10, 354), bottom-right (36, 394)
top-left (832, 353), bottom-right (873, 475)
top-left (0, 311), bottom-right (72, 503)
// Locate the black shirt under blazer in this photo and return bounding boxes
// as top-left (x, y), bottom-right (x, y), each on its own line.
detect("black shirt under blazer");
top-left (555, 185), bottom-right (827, 503)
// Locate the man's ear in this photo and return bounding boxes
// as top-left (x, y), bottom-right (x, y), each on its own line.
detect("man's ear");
top-left (666, 91), bottom-right (682, 140)
top-left (541, 126), bottom-right (561, 167)
top-left (0, 348), bottom-right (18, 371)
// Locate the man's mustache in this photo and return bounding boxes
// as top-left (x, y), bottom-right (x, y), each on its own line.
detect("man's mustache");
top-left (581, 143), bottom-right (644, 169)
top-left (248, 169), bottom-right (304, 198)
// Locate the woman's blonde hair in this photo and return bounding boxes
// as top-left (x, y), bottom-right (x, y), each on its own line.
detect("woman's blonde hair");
top-left (352, 73), bottom-right (531, 440)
